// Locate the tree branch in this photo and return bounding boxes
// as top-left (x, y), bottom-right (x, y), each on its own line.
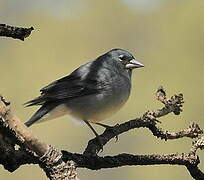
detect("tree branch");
top-left (0, 24), bottom-right (34, 41)
top-left (62, 151), bottom-right (204, 179)
top-left (83, 87), bottom-right (200, 156)
top-left (0, 96), bottom-right (78, 180)
top-left (0, 87), bottom-right (204, 180)
top-left (62, 152), bottom-right (199, 169)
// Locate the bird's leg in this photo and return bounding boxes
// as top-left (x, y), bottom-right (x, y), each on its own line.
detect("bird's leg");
top-left (94, 122), bottom-right (112, 128)
top-left (94, 122), bottom-right (119, 142)
top-left (84, 121), bottom-right (100, 137)
top-left (84, 121), bottom-right (104, 151)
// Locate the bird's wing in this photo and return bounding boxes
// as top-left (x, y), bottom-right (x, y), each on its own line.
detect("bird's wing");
top-left (25, 64), bottom-right (106, 107)
top-left (42, 76), bottom-right (101, 100)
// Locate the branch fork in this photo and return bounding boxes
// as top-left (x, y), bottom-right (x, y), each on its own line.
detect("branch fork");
top-left (0, 87), bottom-right (204, 180)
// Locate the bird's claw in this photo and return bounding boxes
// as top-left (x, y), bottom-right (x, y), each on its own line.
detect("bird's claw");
top-left (105, 124), bottom-right (119, 142)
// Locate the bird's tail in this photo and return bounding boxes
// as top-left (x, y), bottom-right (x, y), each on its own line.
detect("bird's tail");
top-left (25, 103), bottom-right (57, 127)
top-left (24, 96), bottom-right (45, 107)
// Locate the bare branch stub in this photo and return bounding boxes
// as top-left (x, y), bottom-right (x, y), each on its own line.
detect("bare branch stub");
top-left (190, 136), bottom-right (204, 155)
top-left (156, 86), bottom-right (167, 103)
top-left (148, 122), bottom-right (203, 141)
top-left (0, 24), bottom-right (34, 41)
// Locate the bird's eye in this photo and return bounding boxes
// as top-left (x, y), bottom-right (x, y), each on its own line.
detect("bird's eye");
top-left (119, 55), bottom-right (125, 61)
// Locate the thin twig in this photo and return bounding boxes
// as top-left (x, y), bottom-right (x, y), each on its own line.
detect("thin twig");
top-left (83, 87), bottom-right (187, 156)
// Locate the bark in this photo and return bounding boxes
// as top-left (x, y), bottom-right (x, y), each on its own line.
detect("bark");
top-left (0, 24), bottom-right (33, 40)
top-left (0, 88), bottom-right (204, 179)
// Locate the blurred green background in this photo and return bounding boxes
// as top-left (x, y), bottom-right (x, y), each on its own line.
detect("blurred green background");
top-left (1, 0), bottom-right (204, 179)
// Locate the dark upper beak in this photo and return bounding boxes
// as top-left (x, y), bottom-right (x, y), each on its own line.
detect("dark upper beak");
top-left (125, 59), bottom-right (144, 69)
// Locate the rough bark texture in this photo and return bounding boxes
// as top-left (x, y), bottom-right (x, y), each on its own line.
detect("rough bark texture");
top-left (0, 96), bottom-right (78, 180)
top-left (0, 87), bottom-right (204, 180)
top-left (0, 24), bottom-right (34, 40)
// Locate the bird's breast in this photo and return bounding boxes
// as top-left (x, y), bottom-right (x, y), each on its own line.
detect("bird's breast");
top-left (66, 78), bottom-right (131, 123)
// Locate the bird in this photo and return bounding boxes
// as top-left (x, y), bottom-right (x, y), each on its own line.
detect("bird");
top-left (24, 48), bottom-right (144, 139)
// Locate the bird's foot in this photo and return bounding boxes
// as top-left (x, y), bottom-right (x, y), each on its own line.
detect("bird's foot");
top-left (84, 121), bottom-right (104, 152)
top-left (95, 122), bottom-right (119, 142)
top-left (112, 124), bottom-right (119, 142)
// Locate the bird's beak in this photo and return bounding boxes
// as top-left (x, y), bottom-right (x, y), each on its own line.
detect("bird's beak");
top-left (125, 59), bottom-right (144, 69)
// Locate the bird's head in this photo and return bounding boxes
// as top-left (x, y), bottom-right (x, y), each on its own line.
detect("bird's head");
top-left (108, 48), bottom-right (144, 70)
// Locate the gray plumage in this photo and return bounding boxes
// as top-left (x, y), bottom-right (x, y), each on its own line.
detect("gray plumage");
top-left (25, 49), bottom-right (144, 131)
